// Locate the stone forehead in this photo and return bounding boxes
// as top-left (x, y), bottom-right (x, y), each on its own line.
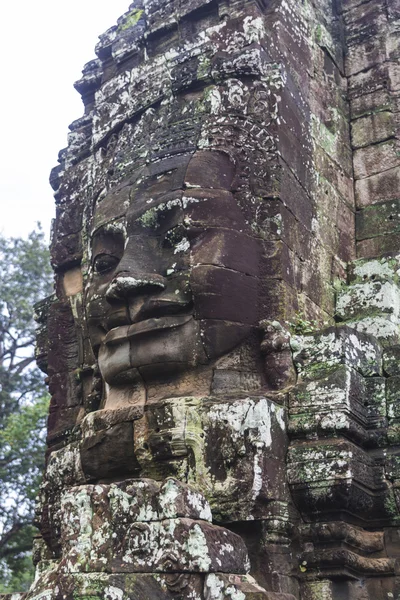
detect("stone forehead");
top-left (91, 150), bottom-right (238, 232)
top-left (50, 0), bottom-right (276, 271)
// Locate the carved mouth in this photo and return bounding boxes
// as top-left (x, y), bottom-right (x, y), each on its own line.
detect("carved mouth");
top-left (104, 314), bottom-right (192, 346)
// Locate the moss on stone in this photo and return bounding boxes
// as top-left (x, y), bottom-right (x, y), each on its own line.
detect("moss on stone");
top-left (118, 9), bottom-right (144, 32)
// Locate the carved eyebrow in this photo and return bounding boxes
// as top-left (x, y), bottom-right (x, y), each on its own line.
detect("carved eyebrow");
top-left (91, 220), bottom-right (127, 238)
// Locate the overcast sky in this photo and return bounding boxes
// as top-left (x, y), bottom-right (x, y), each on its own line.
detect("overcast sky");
top-left (0, 0), bottom-right (130, 240)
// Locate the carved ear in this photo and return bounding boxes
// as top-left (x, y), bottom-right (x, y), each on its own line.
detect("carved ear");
top-left (260, 321), bottom-right (297, 390)
top-left (34, 294), bottom-right (55, 375)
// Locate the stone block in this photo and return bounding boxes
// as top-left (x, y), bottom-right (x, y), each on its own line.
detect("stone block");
top-left (354, 140), bottom-right (400, 180)
top-left (336, 279), bottom-right (400, 320)
top-left (258, 278), bottom-right (299, 324)
top-left (351, 111), bottom-right (394, 149)
top-left (81, 421), bottom-right (139, 481)
top-left (314, 143), bottom-right (355, 206)
top-left (365, 377), bottom-right (387, 421)
top-left (279, 164), bottom-right (314, 231)
top-left (348, 255), bottom-right (400, 284)
top-left (292, 326), bottom-right (382, 379)
top-left (300, 242), bottom-right (336, 315)
top-left (289, 365), bottom-right (368, 441)
top-left (386, 377), bottom-right (400, 419)
top-left (204, 573), bottom-right (278, 599)
top-left (357, 234), bottom-right (400, 259)
top-left (312, 117), bottom-right (353, 176)
top-left (345, 35), bottom-right (387, 76)
top-left (137, 396), bottom-right (288, 522)
top-left (59, 482), bottom-right (248, 575)
top-left (344, 0), bottom-right (387, 43)
top-left (384, 527), bottom-right (400, 556)
top-left (355, 167), bottom-right (400, 209)
top-left (191, 265), bottom-right (258, 324)
top-left (350, 89), bottom-right (391, 119)
top-left (288, 439), bottom-right (392, 523)
top-left (27, 571), bottom-right (203, 600)
top-left (384, 346), bottom-right (400, 376)
top-left (348, 315), bottom-right (400, 345)
top-left (111, 518), bottom-right (249, 574)
top-left (348, 61), bottom-right (390, 100)
top-left (356, 200), bottom-right (400, 241)
top-left (300, 580), bottom-right (333, 600)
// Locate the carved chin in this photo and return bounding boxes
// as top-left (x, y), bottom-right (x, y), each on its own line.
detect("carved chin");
top-left (97, 317), bottom-right (208, 385)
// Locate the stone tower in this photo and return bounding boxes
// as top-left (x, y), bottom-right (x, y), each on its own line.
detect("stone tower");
top-left (14, 0), bottom-right (400, 599)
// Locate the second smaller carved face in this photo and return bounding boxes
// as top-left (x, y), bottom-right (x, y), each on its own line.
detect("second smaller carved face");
top-left (85, 152), bottom-right (260, 388)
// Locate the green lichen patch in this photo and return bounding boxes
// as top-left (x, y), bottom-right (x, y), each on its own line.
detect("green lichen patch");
top-left (118, 9), bottom-right (144, 32)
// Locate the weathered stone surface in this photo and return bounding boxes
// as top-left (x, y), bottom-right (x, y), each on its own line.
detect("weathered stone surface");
top-left (356, 166), bottom-right (400, 209)
top-left (356, 200), bottom-right (400, 242)
top-left (337, 280), bottom-right (400, 320)
top-left (289, 365), bottom-right (370, 443)
top-left (292, 326), bottom-right (382, 379)
top-left (354, 140), bottom-right (400, 181)
top-left (288, 438), bottom-right (395, 525)
top-left (28, 0), bottom-right (400, 599)
top-left (351, 111), bottom-right (394, 149)
top-left (383, 345), bottom-right (400, 376)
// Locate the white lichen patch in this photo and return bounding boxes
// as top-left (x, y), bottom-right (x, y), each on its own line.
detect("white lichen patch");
top-left (187, 489), bottom-right (212, 522)
top-left (208, 88), bottom-right (222, 114)
top-left (61, 488), bottom-right (94, 567)
top-left (158, 479), bottom-right (180, 519)
top-left (206, 573), bottom-right (225, 599)
top-left (252, 453), bottom-right (263, 499)
top-left (226, 586), bottom-right (246, 600)
top-left (208, 398), bottom-right (284, 449)
top-left (243, 16), bottom-right (266, 44)
top-left (353, 257), bottom-right (398, 281)
top-left (205, 574), bottom-right (246, 600)
top-left (337, 281), bottom-right (400, 320)
top-left (186, 524), bottom-right (212, 571)
top-left (45, 444), bottom-right (84, 488)
top-left (104, 586), bottom-right (124, 600)
top-left (347, 315), bottom-right (400, 342)
top-left (107, 276), bottom-right (164, 298)
top-left (174, 237), bottom-right (190, 254)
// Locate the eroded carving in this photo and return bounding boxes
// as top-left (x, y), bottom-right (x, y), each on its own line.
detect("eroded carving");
top-left (24, 1), bottom-right (400, 599)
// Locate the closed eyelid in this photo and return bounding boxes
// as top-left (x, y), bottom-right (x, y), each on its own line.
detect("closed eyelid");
top-left (92, 225), bottom-right (125, 257)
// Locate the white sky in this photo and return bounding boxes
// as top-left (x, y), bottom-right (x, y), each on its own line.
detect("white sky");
top-left (0, 0), bottom-right (131, 240)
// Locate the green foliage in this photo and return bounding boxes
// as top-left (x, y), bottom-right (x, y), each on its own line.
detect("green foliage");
top-left (0, 227), bottom-right (52, 592)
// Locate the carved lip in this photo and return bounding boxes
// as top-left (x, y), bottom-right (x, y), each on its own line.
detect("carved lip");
top-left (104, 314), bottom-right (192, 346)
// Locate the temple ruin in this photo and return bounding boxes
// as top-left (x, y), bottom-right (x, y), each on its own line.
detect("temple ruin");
top-left (5, 0), bottom-right (400, 598)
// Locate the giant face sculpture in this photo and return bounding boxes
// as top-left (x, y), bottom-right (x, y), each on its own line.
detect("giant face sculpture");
top-left (85, 151), bottom-right (260, 397)
top-left (32, 2), bottom-right (400, 599)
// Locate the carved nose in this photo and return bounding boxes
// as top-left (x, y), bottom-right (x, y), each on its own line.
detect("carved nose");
top-left (106, 273), bottom-right (166, 301)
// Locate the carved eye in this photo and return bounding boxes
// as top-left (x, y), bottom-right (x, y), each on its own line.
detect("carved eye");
top-left (93, 254), bottom-right (120, 275)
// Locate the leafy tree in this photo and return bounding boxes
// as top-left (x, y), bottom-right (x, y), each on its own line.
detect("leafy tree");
top-left (0, 228), bottom-right (53, 591)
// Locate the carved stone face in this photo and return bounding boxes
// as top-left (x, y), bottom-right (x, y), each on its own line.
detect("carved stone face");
top-left (85, 151), bottom-right (260, 388)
